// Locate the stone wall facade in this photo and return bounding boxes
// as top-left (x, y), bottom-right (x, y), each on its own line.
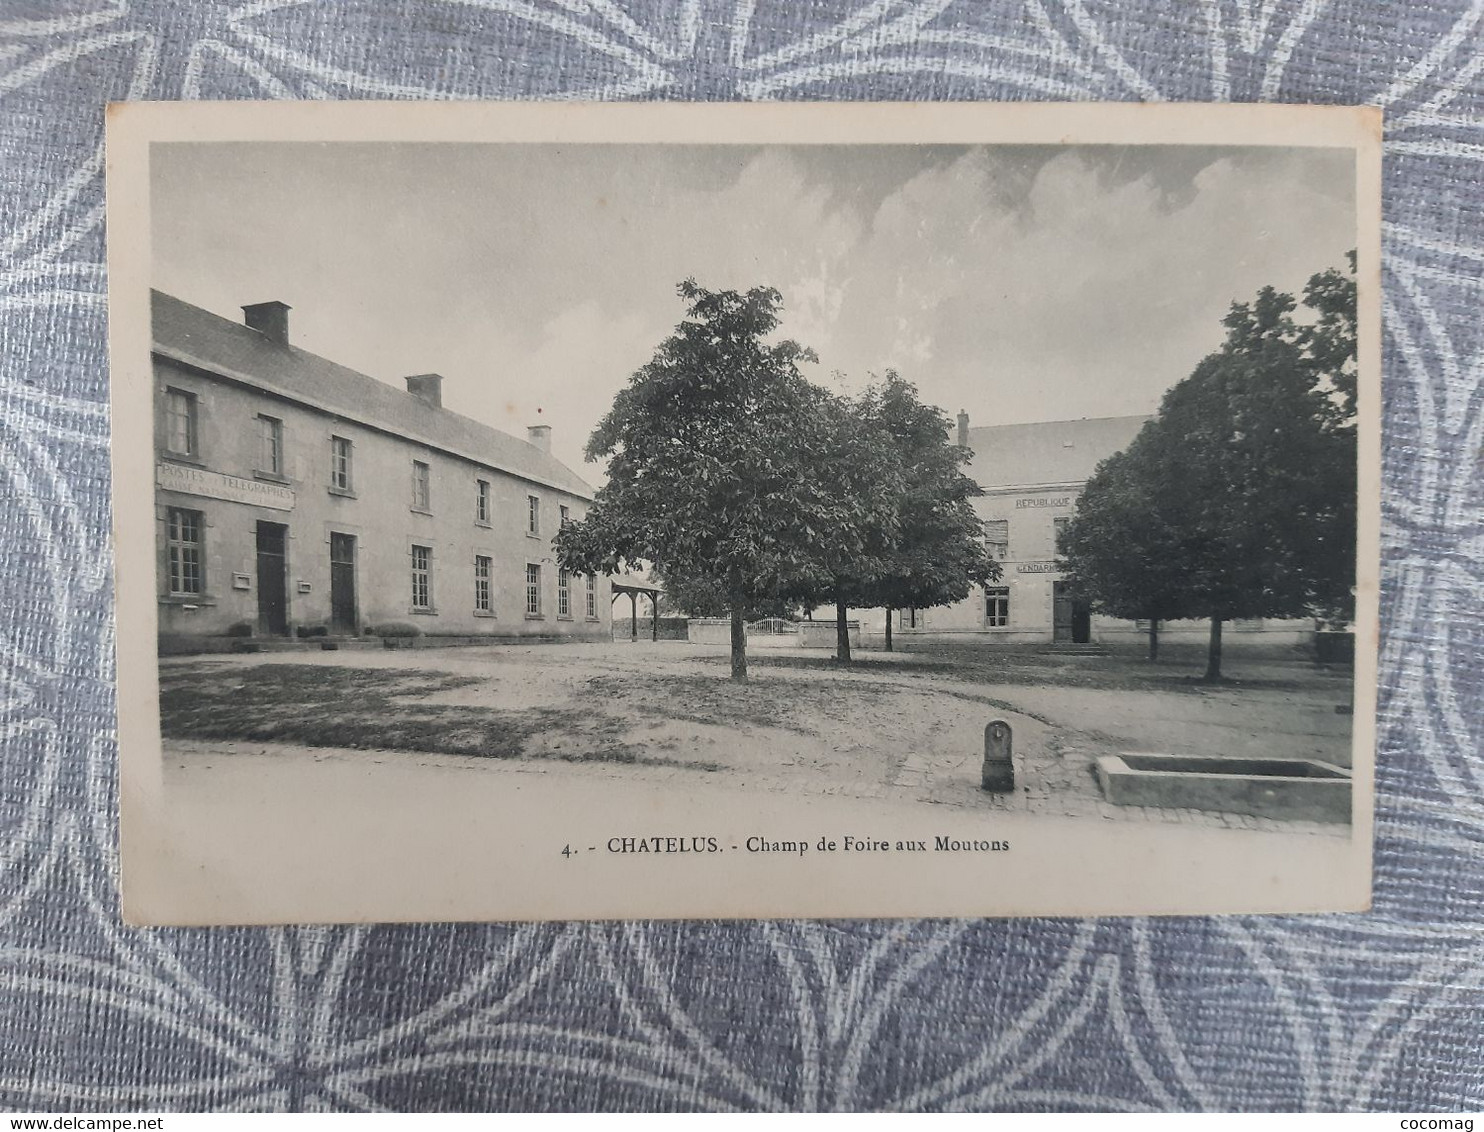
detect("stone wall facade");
top-left (153, 355), bottom-right (610, 643)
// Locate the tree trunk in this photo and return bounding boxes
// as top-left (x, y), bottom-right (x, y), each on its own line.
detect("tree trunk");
top-left (730, 605), bottom-right (748, 682)
top-left (884, 609), bottom-right (893, 653)
top-left (1204, 617), bottom-right (1223, 681)
top-left (1148, 618), bottom-right (1159, 662)
top-left (835, 597), bottom-right (851, 664)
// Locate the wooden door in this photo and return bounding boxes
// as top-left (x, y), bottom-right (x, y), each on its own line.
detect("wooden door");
top-left (256, 521), bottom-right (289, 635)
top-left (330, 532), bottom-right (357, 633)
top-left (1052, 581), bottom-right (1073, 642)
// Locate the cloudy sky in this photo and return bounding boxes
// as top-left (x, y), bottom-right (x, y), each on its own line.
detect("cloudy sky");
top-left (152, 141), bottom-right (1355, 478)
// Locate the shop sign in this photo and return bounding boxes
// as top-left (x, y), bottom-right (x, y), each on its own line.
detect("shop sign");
top-left (157, 462), bottom-right (295, 512)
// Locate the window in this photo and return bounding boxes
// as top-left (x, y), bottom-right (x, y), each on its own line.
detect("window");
top-left (1052, 516), bottom-right (1070, 550)
top-left (411, 544), bottom-right (432, 610)
top-left (585, 574), bottom-right (596, 619)
top-left (985, 519), bottom-right (1009, 560)
top-left (257, 415), bottom-right (283, 476)
top-left (527, 495), bottom-right (540, 536)
top-left (164, 388), bottom-right (197, 457)
top-left (985, 587), bottom-right (1010, 628)
top-left (476, 479), bottom-right (490, 524)
top-left (412, 460), bottom-right (431, 512)
top-left (560, 504), bottom-right (570, 528)
top-left (166, 508), bottom-right (204, 595)
top-left (558, 568), bottom-right (571, 618)
top-left (525, 563), bottom-right (541, 616)
top-left (474, 555), bottom-right (492, 613)
top-left (330, 436), bottom-right (353, 492)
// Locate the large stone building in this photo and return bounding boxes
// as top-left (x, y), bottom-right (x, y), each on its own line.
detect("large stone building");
top-left (151, 292), bottom-right (610, 646)
top-left (893, 413), bottom-right (1311, 646)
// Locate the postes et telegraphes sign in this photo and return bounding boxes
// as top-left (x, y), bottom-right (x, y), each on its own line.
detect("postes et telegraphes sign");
top-left (156, 461), bottom-right (295, 512)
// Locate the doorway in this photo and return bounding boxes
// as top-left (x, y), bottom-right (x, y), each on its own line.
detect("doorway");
top-left (1052, 582), bottom-right (1092, 644)
top-left (255, 521), bottom-right (289, 635)
top-left (330, 532), bottom-right (357, 634)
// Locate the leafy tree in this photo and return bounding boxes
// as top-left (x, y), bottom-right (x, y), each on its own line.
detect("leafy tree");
top-left (777, 389), bottom-right (908, 663)
top-left (1056, 437), bottom-right (1187, 661)
top-left (557, 280), bottom-right (866, 682)
top-left (1059, 258), bottom-right (1358, 680)
top-left (847, 374), bottom-right (1001, 653)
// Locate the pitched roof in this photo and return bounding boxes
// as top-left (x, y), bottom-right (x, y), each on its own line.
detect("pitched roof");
top-left (962, 414), bottom-right (1151, 490)
top-left (150, 290), bottom-right (594, 499)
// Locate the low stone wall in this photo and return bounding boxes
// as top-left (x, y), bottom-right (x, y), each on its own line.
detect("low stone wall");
top-left (688, 620), bottom-right (801, 649)
top-left (687, 619), bottom-right (732, 646)
top-left (611, 617), bottom-right (690, 641)
top-left (686, 619), bottom-right (862, 649)
top-left (796, 621), bottom-right (861, 649)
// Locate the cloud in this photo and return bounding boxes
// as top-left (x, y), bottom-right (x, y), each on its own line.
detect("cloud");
top-left (780, 146), bottom-right (1356, 425)
top-left (152, 140), bottom-right (1356, 477)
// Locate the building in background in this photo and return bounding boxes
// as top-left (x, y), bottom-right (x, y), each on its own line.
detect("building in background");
top-left (151, 291), bottom-right (610, 647)
top-left (894, 413), bottom-right (1312, 647)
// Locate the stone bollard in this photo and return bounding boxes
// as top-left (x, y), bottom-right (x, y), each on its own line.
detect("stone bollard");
top-left (982, 719), bottom-right (1015, 793)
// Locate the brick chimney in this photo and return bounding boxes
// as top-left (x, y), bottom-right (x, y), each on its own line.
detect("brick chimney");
top-left (404, 373), bottom-right (443, 408)
top-left (527, 424), bottom-right (552, 453)
top-left (242, 301), bottom-right (290, 347)
top-left (957, 409), bottom-right (969, 448)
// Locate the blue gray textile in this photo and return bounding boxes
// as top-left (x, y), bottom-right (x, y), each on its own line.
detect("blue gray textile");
top-left (1, 0), bottom-right (1481, 1113)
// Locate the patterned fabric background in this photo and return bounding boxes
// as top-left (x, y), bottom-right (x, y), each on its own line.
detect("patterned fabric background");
top-left (0, 0), bottom-right (1480, 1113)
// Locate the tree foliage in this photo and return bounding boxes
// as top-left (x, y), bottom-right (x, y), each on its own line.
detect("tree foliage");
top-left (773, 372), bottom-right (1001, 662)
top-left (559, 285), bottom-right (1002, 673)
top-left (844, 374), bottom-right (1001, 650)
top-left (1056, 438), bottom-right (1186, 660)
top-left (776, 384), bottom-right (909, 662)
top-left (1058, 258), bottom-right (1358, 678)
top-left (557, 280), bottom-right (890, 680)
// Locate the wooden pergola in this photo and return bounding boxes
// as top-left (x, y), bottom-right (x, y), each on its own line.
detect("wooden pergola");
top-left (611, 580), bottom-right (662, 642)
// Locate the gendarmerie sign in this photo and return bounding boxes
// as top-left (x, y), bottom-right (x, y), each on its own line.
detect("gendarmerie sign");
top-left (156, 461), bottom-right (295, 512)
top-left (1017, 562), bottom-right (1061, 574)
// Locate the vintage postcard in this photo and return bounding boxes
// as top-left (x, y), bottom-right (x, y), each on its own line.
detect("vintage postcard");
top-left (107, 102), bottom-right (1381, 924)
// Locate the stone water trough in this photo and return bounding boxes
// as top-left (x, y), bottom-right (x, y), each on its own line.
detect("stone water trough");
top-left (1095, 753), bottom-right (1352, 824)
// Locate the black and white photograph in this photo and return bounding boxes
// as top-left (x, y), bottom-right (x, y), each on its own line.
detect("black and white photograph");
top-left (108, 103), bottom-right (1380, 924)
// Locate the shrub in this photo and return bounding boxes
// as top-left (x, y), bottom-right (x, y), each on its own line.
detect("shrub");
top-left (295, 624), bottom-right (329, 638)
top-left (224, 622), bottom-right (255, 638)
top-left (229, 640), bottom-right (261, 653)
top-left (320, 640), bottom-right (340, 651)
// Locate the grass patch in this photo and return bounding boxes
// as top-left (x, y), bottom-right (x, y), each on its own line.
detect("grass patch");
top-left (695, 645), bottom-right (1333, 694)
top-left (160, 663), bottom-right (716, 770)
